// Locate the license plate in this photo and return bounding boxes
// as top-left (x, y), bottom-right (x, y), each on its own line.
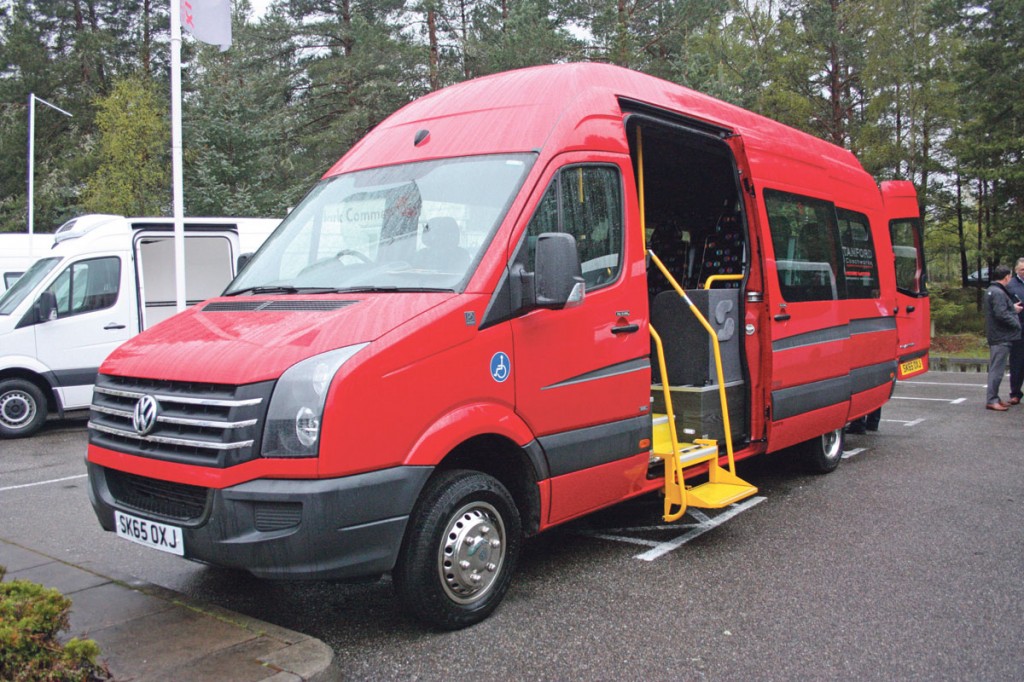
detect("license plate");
top-left (114, 511), bottom-right (185, 556)
top-left (900, 357), bottom-right (924, 376)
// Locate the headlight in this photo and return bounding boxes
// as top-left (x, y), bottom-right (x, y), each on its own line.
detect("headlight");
top-left (261, 344), bottom-right (368, 457)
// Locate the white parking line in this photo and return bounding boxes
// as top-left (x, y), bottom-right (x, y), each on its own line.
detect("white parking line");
top-left (842, 447), bottom-right (867, 459)
top-left (0, 474), bottom-right (87, 493)
top-left (878, 417), bottom-right (927, 427)
top-left (902, 380), bottom-right (984, 387)
top-left (580, 496), bottom-right (768, 561)
top-left (892, 396), bottom-right (965, 403)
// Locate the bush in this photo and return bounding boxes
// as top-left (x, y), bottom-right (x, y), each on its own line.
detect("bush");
top-left (0, 565), bottom-right (112, 682)
top-left (929, 284), bottom-right (985, 335)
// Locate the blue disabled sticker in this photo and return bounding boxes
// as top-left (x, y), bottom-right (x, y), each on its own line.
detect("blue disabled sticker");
top-left (490, 352), bottom-right (511, 383)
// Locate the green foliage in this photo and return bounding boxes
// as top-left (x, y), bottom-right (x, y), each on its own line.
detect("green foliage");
top-left (82, 74), bottom-right (170, 216)
top-left (0, 0), bottom-right (1017, 287)
top-left (929, 284), bottom-right (985, 335)
top-left (0, 566), bottom-right (111, 681)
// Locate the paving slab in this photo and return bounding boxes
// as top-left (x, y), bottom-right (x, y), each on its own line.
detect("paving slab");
top-left (0, 538), bottom-right (334, 681)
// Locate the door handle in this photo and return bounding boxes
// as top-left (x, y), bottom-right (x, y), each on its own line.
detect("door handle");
top-left (773, 313), bottom-right (791, 322)
top-left (906, 305), bottom-right (915, 313)
top-left (104, 322), bottom-right (126, 330)
top-left (611, 324), bottom-right (640, 335)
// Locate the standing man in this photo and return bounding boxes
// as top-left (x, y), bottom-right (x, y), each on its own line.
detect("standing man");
top-left (1005, 257), bottom-right (1024, 404)
top-left (984, 265), bottom-right (1023, 411)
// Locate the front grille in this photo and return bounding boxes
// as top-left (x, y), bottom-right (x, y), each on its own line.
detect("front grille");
top-left (105, 468), bottom-right (209, 522)
top-left (254, 502), bottom-right (302, 531)
top-left (89, 375), bottom-right (274, 467)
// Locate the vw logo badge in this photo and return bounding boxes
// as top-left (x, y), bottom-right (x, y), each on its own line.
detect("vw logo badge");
top-left (133, 395), bottom-right (160, 436)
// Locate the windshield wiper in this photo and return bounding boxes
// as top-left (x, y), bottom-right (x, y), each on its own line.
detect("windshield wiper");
top-left (225, 285), bottom-right (300, 296)
top-left (332, 286), bottom-right (453, 294)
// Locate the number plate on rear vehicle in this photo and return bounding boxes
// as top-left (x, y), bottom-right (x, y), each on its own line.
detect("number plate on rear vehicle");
top-left (114, 511), bottom-right (185, 556)
top-left (900, 357), bottom-right (924, 376)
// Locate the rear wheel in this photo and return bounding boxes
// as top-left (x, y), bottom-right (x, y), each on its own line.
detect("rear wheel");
top-left (394, 469), bottom-right (521, 630)
top-left (794, 427), bottom-right (844, 474)
top-left (0, 378), bottom-right (48, 439)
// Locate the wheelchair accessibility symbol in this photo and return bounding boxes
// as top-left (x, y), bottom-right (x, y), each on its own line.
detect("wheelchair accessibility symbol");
top-left (490, 352), bottom-right (511, 383)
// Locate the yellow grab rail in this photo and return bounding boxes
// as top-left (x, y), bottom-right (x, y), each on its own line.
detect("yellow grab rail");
top-left (703, 273), bottom-right (744, 290)
top-left (648, 251), bottom-right (737, 473)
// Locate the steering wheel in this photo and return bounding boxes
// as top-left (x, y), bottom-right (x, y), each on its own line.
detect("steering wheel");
top-left (336, 249), bottom-right (371, 264)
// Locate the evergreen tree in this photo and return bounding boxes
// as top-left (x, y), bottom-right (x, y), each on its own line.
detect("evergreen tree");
top-left (82, 74), bottom-right (169, 215)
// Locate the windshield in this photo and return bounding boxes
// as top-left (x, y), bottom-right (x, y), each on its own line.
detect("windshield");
top-left (0, 257), bottom-right (60, 315)
top-left (226, 154), bottom-right (535, 295)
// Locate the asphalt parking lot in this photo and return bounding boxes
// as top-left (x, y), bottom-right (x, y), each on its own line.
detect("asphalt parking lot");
top-left (2, 370), bottom-right (1022, 680)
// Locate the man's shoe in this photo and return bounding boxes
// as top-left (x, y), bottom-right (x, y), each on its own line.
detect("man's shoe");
top-left (987, 402), bottom-right (1009, 411)
top-left (1011, 397), bottom-right (1021, 405)
top-left (1000, 400), bottom-right (1011, 407)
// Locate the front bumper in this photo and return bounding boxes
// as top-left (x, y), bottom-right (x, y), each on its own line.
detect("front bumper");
top-left (87, 462), bottom-right (433, 580)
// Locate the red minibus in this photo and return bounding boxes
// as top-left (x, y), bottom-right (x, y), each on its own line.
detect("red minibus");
top-left (86, 63), bottom-right (929, 629)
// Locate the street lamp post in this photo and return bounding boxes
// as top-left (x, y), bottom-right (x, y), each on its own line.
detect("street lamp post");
top-left (27, 93), bottom-right (73, 242)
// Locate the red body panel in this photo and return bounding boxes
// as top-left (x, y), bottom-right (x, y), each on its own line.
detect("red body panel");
top-left (101, 293), bottom-right (454, 384)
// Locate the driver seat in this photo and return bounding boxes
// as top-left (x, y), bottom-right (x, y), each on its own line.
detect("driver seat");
top-left (413, 218), bottom-right (470, 272)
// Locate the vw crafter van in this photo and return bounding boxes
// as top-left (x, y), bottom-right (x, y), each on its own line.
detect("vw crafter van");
top-left (86, 64), bottom-right (929, 629)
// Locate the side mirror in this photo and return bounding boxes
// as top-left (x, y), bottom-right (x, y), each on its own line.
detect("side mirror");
top-left (237, 252), bottom-right (254, 272)
top-left (34, 291), bottom-right (57, 323)
top-left (533, 233), bottom-right (585, 309)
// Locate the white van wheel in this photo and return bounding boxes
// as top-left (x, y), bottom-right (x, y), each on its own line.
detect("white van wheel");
top-left (795, 427), bottom-right (844, 474)
top-left (0, 379), bottom-right (48, 439)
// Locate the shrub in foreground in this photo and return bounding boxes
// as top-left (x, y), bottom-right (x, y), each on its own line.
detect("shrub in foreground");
top-left (0, 565), bottom-right (112, 681)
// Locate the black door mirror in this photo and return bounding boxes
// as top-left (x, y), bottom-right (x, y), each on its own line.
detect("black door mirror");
top-left (34, 290), bottom-right (58, 323)
top-left (237, 252), bottom-right (254, 273)
top-left (533, 233), bottom-right (585, 309)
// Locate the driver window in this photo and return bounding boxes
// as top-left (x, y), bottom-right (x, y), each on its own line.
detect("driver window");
top-left (525, 164), bottom-right (624, 290)
top-left (47, 257), bottom-right (121, 318)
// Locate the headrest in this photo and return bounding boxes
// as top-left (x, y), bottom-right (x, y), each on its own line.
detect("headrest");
top-left (423, 217), bottom-right (460, 248)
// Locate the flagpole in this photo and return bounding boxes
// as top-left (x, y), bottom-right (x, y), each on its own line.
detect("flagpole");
top-left (170, 0), bottom-right (186, 313)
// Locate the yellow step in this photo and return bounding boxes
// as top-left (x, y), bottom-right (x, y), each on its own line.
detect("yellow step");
top-left (651, 419), bottom-right (718, 466)
top-left (685, 481), bottom-right (759, 509)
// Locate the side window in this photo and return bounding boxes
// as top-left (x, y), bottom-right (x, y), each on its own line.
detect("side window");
top-left (837, 208), bottom-right (880, 299)
top-left (47, 257), bottom-right (121, 319)
top-left (525, 165), bottom-right (624, 289)
top-left (891, 218), bottom-right (927, 295)
top-left (765, 189), bottom-right (845, 302)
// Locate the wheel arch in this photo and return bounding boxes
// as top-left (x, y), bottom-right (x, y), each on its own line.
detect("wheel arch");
top-left (0, 367), bottom-right (58, 415)
top-left (434, 434), bottom-right (545, 536)
top-left (403, 402), bottom-right (545, 536)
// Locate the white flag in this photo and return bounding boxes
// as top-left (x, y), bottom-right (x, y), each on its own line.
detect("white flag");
top-left (182, 0), bottom-right (232, 52)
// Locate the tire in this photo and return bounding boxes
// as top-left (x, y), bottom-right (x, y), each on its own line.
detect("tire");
top-left (0, 378), bottom-right (48, 439)
top-left (794, 427), bottom-right (844, 474)
top-left (393, 469), bottom-right (521, 630)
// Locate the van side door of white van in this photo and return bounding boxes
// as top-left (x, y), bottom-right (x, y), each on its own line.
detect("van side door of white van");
top-left (33, 255), bottom-right (131, 411)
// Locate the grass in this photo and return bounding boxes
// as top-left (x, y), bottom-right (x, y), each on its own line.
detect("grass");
top-left (931, 333), bottom-right (987, 358)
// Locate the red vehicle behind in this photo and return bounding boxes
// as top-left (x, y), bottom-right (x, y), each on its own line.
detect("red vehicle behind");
top-left (87, 63), bottom-right (928, 629)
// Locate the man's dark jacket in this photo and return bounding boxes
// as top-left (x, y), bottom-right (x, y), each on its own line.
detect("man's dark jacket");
top-left (1006, 273), bottom-right (1024, 330)
top-left (985, 281), bottom-right (1022, 345)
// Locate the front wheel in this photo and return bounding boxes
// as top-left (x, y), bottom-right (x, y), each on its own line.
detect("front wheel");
top-left (794, 427), bottom-right (844, 474)
top-left (0, 378), bottom-right (48, 439)
top-left (394, 470), bottom-right (521, 630)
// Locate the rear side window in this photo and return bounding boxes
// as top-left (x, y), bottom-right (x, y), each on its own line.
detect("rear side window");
top-left (525, 164), bottom-right (624, 290)
top-left (891, 218), bottom-right (927, 295)
top-left (837, 208), bottom-right (880, 299)
top-left (765, 190), bottom-right (845, 302)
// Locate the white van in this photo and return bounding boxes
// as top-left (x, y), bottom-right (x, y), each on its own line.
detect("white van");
top-left (0, 214), bottom-right (279, 438)
top-left (0, 233), bottom-right (57, 293)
